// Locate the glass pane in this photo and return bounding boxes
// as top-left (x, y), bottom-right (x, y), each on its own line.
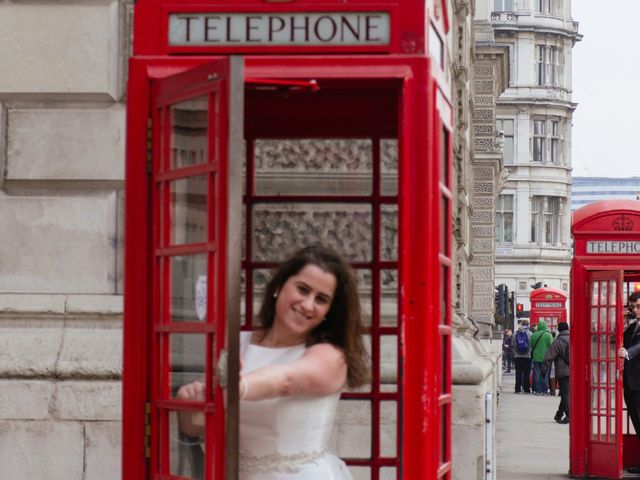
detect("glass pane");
top-left (170, 96), bottom-right (208, 169)
top-left (610, 388), bottom-right (616, 415)
top-left (591, 415), bottom-right (598, 441)
top-left (591, 281), bottom-right (599, 307)
top-left (170, 409), bottom-right (205, 479)
top-left (610, 415), bottom-right (616, 439)
top-left (591, 308), bottom-right (598, 332)
top-left (171, 176), bottom-right (208, 245)
top-left (590, 360), bottom-right (597, 385)
top-left (599, 336), bottom-right (607, 360)
top-left (610, 362), bottom-right (616, 385)
top-left (335, 400), bottom-right (372, 458)
top-left (348, 467), bottom-right (371, 480)
top-left (381, 139), bottom-right (398, 196)
top-left (170, 334), bottom-right (206, 398)
top-left (600, 361), bottom-right (607, 385)
top-left (381, 205), bottom-right (398, 261)
top-left (357, 269), bottom-right (373, 328)
top-left (608, 307), bottom-right (616, 333)
top-left (440, 196), bottom-right (449, 255)
top-left (172, 255), bottom-right (208, 322)
top-left (381, 270), bottom-right (399, 327)
top-left (599, 309), bottom-right (606, 332)
top-left (251, 203), bottom-right (372, 262)
top-left (600, 281), bottom-right (607, 305)
top-left (253, 139), bottom-right (372, 196)
top-left (380, 467), bottom-right (397, 480)
top-left (609, 280), bottom-right (617, 305)
top-left (248, 269), bottom-right (273, 327)
top-left (611, 307), bottom-right (617, 332)
top-left (346, 334), bottom-right (372, 394)
top-left (380, 336), bottom-right (398, 392)
top-left (380, 401), bottom-right (398, 457)
top-left (441, 128), bottom-right (449, 185)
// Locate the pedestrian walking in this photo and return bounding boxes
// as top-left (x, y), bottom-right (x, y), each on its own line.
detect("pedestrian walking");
top-left (543, 321), bottom-right (569, 423)
top-left (502, 329), bottom-right (514, 373)
top-left (530, 319), bottom-right (553, 395)
top-left (512, 319), bottom-right (533, 393)
top-left (618, 292), bottom-right (640, 474)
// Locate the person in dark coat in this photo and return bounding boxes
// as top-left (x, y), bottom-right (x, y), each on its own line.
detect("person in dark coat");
top-left (544, 322), bottom-right (570, 423)
top-left (618, 292), bottom-right (640, 474)
top-left (502, 329), bottom-right (513, 373)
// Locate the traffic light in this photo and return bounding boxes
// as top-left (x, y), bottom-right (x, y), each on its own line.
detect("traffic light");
top-left (507, 291), bottom-right (514, 316)
top-left (495, 284), bottom-right (508, 317)
top-left (634, 283), bottom-right (640, 292)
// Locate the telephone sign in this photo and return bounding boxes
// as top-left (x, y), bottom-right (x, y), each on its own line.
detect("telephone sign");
top-left (169, 12), bottom-right (391, 46)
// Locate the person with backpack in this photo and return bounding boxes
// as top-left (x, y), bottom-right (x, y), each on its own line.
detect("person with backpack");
top-left (530, 319), bottom-right (554, 395)
top-left (512, 319), bottom-right (533, 393)
top-left (543, 321), bottom-right (570, 423)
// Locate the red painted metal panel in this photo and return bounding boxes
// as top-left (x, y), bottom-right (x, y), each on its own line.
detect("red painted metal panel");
top-left (569, 200), bottom-right (640, 478)
top-left (132, 0), bottom-right (429, 56)
top-left (125, 54), bottom-right (451, 479)
top-left (529, 287), bottom-right (567, 331)
top-left (584, 271), bottom-right (623, 479)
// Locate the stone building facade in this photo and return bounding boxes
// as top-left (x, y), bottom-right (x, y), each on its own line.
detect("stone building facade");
top-left (0, 0), bottom-right (128, 478)
top-left (488, 0), bottom-right (581, 318)
top-left (449, 1), bottom-right (509, 478)
top-left (0, 1), bottom-right (510, 479)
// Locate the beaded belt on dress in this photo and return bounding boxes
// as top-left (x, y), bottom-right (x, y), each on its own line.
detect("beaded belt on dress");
top-left (239, 448), bottom-right (328, 474)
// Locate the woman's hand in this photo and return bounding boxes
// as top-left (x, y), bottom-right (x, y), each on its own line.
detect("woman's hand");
top-left (176, 381), bottom-right (206, 437)
top-left (618, 347), bottom-right (629, 360)
top-left (177, 380), bottom-right (205, 401)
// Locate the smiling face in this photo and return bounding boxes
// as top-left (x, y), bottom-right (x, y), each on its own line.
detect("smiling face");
top-left (273, 264), bottom-right (337, 342)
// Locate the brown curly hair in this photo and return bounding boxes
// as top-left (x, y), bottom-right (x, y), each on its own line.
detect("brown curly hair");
top-left (257, 245), bottom-right (370, 388)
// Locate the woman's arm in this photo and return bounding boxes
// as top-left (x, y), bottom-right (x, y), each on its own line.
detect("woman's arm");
top-left (241, 343), bottom-right (348, 401)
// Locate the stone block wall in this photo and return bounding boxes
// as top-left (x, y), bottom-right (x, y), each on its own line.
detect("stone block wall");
top-left (0, 0), bottom-right (127, 478)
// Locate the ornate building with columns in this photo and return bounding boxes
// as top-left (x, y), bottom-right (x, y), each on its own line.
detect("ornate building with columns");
top-left (489, 0), bottom-right (581, 319)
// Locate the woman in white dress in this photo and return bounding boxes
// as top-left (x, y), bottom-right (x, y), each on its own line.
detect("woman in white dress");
top-left (178, 245), bottom-right (369, 479)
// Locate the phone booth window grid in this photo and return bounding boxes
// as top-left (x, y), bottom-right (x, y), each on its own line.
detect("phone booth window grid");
top-left (240, 81), bottom-right (402, 479)
top-left (529, 288), bottom-right (567, 334)
top-left (570, 200), bottom-right (640, 479)
top-left (123, 2), bottom-right (454, 480)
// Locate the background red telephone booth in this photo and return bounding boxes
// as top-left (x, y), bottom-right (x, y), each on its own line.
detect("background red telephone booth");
top-left (571, 200), bottom-right (640, 479)
top-left (529, 288), bottom-right (567, 333)
top-left (123, 1), bottom-right (454, 479)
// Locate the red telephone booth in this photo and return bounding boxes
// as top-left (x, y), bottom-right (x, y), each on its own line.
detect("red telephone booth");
top-left (529, 288), bottom-right (567, 333)
top-left (571, 200), bottom-right (640, 479)
top-left (123, 1), bottom-right (454, 479)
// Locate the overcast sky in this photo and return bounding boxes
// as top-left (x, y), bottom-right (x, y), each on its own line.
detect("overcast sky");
top-left (571, 2), bottom-right (640, 177)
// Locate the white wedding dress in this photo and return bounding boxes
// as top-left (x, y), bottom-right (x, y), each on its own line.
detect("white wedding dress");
top-left (239, 332), bottom-right (353, 480)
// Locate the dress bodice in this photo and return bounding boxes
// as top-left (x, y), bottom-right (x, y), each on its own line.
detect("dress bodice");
top-left (238, 332), bottom-right (351, 479)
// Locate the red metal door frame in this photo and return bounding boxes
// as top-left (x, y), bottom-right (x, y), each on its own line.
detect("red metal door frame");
top-left (124, 55), bottom-right (452, 479)
top-left (570, 200), bottom-right (640, 478)
top-left (584, 270), bottom-right (623, 479)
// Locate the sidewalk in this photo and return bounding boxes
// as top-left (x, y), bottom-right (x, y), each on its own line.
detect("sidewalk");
top-left (497, 372), bottom-right (569, 479)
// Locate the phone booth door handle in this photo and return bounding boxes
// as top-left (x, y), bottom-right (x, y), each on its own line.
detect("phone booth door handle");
top-left (216, 349), bottom-right (228, 389)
